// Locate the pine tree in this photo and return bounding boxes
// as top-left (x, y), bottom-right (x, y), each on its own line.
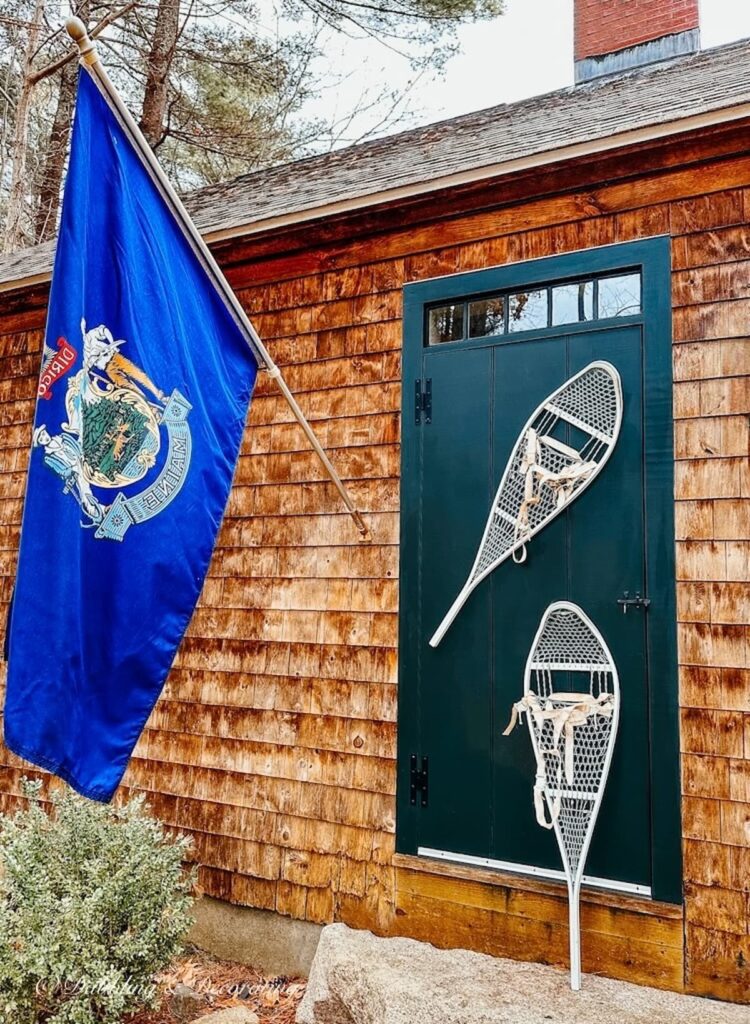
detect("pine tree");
top-left (82, 396), bottom-right (148, 482)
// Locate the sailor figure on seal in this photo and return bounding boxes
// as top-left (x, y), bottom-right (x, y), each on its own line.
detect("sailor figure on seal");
top-left (33, 424), bottom-right (104, 525)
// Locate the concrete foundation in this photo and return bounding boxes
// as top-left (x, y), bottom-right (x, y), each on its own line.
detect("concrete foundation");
top-left (188, 896), bottom-right (322, 978)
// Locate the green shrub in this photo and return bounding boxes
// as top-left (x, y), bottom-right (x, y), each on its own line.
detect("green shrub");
top-left (0, 781), bottom-right (195, 1024)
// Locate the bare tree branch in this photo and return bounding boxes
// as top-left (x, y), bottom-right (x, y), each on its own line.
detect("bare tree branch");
top-left (28, 1), bottom-right (140, 86)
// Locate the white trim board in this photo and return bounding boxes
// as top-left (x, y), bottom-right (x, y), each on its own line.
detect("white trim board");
top-left (417, 847), bottom-right (652, 898)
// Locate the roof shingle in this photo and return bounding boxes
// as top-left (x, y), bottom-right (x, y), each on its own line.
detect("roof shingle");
top-left (3, 36), bottom-right (750, 290)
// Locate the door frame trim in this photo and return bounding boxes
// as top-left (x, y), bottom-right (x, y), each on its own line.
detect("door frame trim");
top-left (396, 236), bottom-right (682, 905)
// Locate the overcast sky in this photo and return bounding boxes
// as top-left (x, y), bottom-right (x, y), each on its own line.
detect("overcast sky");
top-left (302, 0), bottom-right (750, 144)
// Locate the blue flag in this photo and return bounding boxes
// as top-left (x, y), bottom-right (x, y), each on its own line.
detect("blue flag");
top-left (4, 72), bottom-right (258, 801)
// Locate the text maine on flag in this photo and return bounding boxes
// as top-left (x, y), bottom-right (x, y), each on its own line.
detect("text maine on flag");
top-left (4, 70), bottom-right (258, 802)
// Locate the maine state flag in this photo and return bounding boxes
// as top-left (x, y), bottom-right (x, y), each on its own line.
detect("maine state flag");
top-left (4, 71), bottom-right (258, 800)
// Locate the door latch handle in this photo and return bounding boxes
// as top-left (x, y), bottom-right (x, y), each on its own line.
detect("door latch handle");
top-left (617, 591), bottom-right (651, 614)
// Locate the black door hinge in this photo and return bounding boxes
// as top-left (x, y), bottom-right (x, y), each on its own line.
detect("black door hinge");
top-left (415, 378), bottom-right (432, 425)
top-left (410, 754), bottom-right (429, 807)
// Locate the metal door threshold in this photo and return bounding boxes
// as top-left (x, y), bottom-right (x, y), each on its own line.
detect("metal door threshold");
top-left (418, 847), bottom-right (651, 897)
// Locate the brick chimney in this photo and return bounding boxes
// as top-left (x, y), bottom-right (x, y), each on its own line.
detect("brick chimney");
top-left (575, 0), bottom-right (701, 84)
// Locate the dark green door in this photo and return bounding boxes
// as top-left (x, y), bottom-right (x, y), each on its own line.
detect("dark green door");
top-left (397, 240), bottom-right (681, 902)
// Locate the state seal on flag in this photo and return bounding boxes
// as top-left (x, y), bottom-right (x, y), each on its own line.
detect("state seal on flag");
top-left (34, 318), bottom-right (192, 541)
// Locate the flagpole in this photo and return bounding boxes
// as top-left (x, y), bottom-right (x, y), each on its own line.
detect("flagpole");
top-left (64, 16), bottom-right (370, 540)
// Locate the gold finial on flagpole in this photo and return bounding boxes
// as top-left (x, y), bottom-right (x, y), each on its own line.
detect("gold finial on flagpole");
top-left (65, 16), bottom-right (99, 66)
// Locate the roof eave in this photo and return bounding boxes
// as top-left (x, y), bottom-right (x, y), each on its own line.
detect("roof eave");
top-left (205, 99), bottom-right (750, 242)
top-left (3, 97), bottom-right (750, 296)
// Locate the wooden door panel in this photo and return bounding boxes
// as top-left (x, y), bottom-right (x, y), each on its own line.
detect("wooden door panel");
top-left (488, 337), bottom-right (569, 872)
top-left (419, 344), bottom-right (494, 857)
top-left (566, 327), bottom-right (651, 887)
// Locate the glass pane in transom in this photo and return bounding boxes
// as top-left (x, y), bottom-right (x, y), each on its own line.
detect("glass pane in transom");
top-left (508, 290), bottom-right (548, 332)
top-left (552, 281), bottom-right (594, 325)
top-left (469, 297), bottom-right (505, 337)
top-left (428, 304), bottom-right (465, 344)
top-left (598, 273), bottom-right (641, 318)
